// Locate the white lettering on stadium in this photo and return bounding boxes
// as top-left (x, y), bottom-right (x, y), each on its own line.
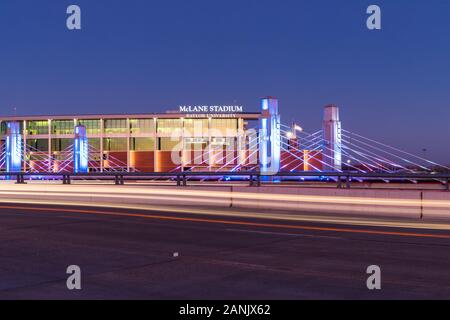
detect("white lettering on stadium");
top-left (185, 113), bottom-right (237, 118)
top-left (179, 105), bottom-right (243, 113)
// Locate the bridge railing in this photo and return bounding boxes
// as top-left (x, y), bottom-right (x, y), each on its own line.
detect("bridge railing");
top-left (1, 171), bottom-right (450, 190)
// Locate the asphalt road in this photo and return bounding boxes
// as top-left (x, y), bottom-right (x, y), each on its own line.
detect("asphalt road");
top-left (0, 203), bottom-right (449, 299)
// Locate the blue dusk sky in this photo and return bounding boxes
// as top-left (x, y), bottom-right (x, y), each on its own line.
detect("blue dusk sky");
top-left (0, 0), bottom-right (449, 161)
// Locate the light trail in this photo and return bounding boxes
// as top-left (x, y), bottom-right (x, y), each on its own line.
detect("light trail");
top-left (1, 184), bottom-right (450, 217)
top-left (1, 203), bottom-right (450, 240)
top-left (0, 197), bottom-right (449, 231)
top-left (0, 184), bottom-right (427, 206)
top-left (0, 185), bottom-right (429, 206)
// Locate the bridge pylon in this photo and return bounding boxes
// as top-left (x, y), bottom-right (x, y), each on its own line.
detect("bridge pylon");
top-left (6, 122), bottom-right (23, 173)
top-left (259, 97), bottom-right (281, 177)
top-left (73, 125), bottom-right (89, 173)
top-left (322, 104), bottom-right (342, 171)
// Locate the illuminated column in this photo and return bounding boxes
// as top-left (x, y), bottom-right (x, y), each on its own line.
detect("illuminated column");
top-left (322, 104), bottom-right (342, 171)
top-left (23, 120), bottom-right (27, 171)
top-left (259, 97), bottom-right (280, 175)
top-left (99, 118), bottom-right (104, 172)
top-left (126, 118), bottom-right (130, 172)
top-left (237, 118), bottom-right (246, 167)
top-left (153, 117), bottom-right (157, 173)
top-left (181, 117), bottom-right (186, 172)
top-left (48, 120), bottom-right (52, 172)
top-left (6, 122), bottom-right (23, 172)
top-left (73, 125), bottom-right (89, 173)
top-left (208, 117), bottom-right (212, 171)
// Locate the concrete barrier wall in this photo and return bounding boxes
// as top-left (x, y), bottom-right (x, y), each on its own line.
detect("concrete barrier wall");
top-left (0, 184), bottom-right (233, 208)
top-left (422, 191), bottom-right (450, 221)
top-left (232, 186), bottom-right (422, 219)
top-left (1, 183), bottom-right (450, 221)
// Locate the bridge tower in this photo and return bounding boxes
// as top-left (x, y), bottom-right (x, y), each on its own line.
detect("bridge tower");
top-left (73, 125), bottom-right (89, 173)
top-left (322, 104), bottom-right (342, 171)
top-left (259, 97), bottom-right (281, 176)
top-left (6, 122), bottom-right (23, 173)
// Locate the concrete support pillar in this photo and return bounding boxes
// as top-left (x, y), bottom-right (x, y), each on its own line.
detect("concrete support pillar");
top-left (322, 104), bottom-right (342, 171)
top-left (237, 118), bottom-right (246, 168)
top-left (74, 125), bottom-right (89, 173)
top-left (48, 120), bottom-right (52, 172)
top-left (23, 120), bottom-right (27, 172)
top-left (259, 97), bottom-right (280, 176)
top-left (208, 117), bottom-right (212, 172)
top-left (100, 118), bottom-right (104, 172)
top-left (181, 117), bottom-right (186, 172)
top-left (126, 118), bottom-right (130, 172)
top-left (153, 117), bottom-right (157, 173)
top-left (6, 122), bottom-right (23, 172)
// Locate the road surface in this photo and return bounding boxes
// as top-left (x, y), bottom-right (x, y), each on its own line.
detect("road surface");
top-left (0, 203), bottom-right (449, 299)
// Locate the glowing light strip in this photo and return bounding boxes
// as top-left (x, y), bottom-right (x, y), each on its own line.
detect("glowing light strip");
top-left (5, 184), bottom-right (450, 211)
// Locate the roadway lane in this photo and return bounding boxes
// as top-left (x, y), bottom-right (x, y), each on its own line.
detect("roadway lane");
top-left (0, 203), bottom-right (449, 299)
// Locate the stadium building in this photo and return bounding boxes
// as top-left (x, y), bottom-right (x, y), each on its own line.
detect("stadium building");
top-left (0, 98), bottom-right (334, 174)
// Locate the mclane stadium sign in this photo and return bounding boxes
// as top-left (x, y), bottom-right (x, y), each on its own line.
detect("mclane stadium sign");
top-left (179, 105), bottom-right (243, 113)
top-left (178, 105), bottom-right (244, 118)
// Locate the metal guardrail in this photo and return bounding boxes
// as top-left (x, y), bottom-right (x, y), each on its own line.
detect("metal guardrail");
top-left (1, 171), bottom-right (450, 189)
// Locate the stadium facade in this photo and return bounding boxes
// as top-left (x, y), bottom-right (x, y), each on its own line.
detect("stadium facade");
top-left (0, 98), bottom-right (338, 174)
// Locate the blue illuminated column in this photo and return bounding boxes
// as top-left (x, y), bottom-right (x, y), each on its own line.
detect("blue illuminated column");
top-left (259, 97), bottom-right (281, 175)
top-left (6, 122), bottom-right (23, 172)
top-left (73, 125), bottom-right (89, 173)
top-left (322, 104), bottom-right (342, 171)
